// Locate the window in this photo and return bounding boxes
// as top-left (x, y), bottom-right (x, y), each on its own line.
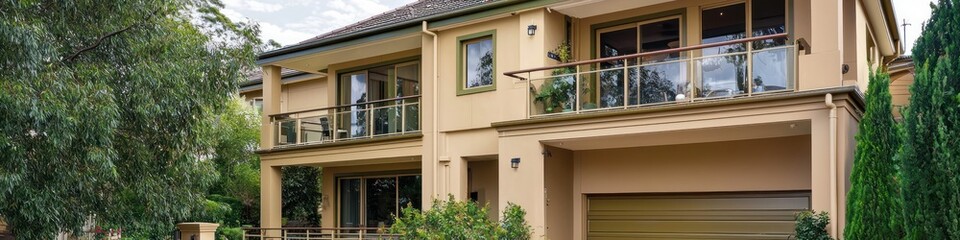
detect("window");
top-left (337, 61), bottom-right (420, 139)
top-left (457, 30), bottom-right (496, 95)
top-left (338, 174), bottom-right (422, 230)
top-left (699, 0), bottom-right (789, 97)
top-left (596, 17), bottom-right (684, 107)
top-left (248, 97), bottom-right (263, 113)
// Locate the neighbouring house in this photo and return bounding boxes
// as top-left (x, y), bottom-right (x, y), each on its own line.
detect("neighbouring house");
top-left (240, 0), bottom-right (903, 239)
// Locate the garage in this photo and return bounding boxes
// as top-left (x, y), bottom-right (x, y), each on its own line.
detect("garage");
top-left (587, 192), bottom-right (810, 239)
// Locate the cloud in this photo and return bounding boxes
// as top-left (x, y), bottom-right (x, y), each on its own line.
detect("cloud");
top-left (223, 0), bottom-right (284, 13)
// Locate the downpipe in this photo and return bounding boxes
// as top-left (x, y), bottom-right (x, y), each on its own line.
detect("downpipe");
top-left (824, 93), bottom-right (838, 236)
top-left (422, 21), bottom-right (439, 200)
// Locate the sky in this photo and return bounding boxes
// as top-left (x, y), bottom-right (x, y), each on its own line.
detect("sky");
top-left (892, 0), bottom-right (934, 55)
top-left (220, 0), bottom-right (417, 47)
top-left (222, 0), bottom-right (933, 54)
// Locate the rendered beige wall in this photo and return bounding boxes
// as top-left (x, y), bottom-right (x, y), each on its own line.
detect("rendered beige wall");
top-left (890, 71), bottom-right (913, 117)
top-left (574, 135), bottom-right (811, 194)
top-left (468, 160), bottom-right (500, 221)
top-left (281, 78), bottom-right (327, 112)
top-left (544, 146), bottom-right (573, 240)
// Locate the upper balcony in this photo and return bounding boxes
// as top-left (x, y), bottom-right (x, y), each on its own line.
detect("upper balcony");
top-left (270, 95), bottom-right (421, 147)
top-left (506, 33), bottom-right (800, 118)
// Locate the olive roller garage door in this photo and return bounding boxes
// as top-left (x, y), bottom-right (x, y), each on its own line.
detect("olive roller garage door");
top-left (587, 192), bottom-right (810, 239)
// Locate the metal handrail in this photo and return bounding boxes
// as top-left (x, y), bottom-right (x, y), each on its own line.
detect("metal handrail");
top-left (503, 33), bottom-right (789, 80)
top-left (241, 227), bottom-right (400, 240)
top-left (269, 95), bottom-right (421, 118)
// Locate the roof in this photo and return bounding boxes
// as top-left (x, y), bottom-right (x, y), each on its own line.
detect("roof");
top-left (298, 0), bottom-right (499, 45)
top-left (258, 0), bottom-right (511, 61)
top-left (240, 68), bottom-right (307, 88)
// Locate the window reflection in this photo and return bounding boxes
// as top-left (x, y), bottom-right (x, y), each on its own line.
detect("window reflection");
top-left (700, 3), bottom-right (747, 97)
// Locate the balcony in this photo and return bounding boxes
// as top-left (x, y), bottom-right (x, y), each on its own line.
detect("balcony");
top-left (270, 95), bottom-right (420, 147)
top-left (505, 33), bottom-right (799, 117)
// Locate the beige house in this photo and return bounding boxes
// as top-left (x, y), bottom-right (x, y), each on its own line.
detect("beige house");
top-left (242, 0), bottom-right (903, 239)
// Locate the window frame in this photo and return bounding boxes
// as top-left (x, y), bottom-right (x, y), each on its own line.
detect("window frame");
top-left (456, 30), bottom-right (497, 95)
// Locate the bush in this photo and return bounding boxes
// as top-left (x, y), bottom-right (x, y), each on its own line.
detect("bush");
top-left (794, 211), bottom-right (833, 240)
top-left (390, 196), bottom-right (532, 240)
top-left (217, 226), bottom-right (244, 240)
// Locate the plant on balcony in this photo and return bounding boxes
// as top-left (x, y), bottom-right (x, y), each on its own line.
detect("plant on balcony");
top-left (534, 42), bottom-right (577, 113)
top-left (390, 195), bottom-right (531, 240)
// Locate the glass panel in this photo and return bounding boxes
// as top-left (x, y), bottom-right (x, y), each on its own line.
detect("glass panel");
top-left (277, 119), bottom-right (296, 145)
top-left (465, 38), bottom-right (494, 88)
top-left (752, 0), bottom-right (787, 49)
top-left (365, 177), bottom-right (397, 229)
top-left (701, 4), bottom-right (747, 97)
top-left (404, 102), bottom-right (419, 132)
top-left (340, 73), bottom-right (368, 138)
top-left (697, 54), bottom-right (746, 97)
top-left (598, 27), bottom-right (637, 108)
top-left (371, 106), bottom-right (400, 135)
top-left (752, 47), bottom-right (793, 92)
top-left (398, 175), bottom-right (422, 211)
top-left (300, 116), bottom-right (328, 143)
top-left (579, 69), bottom-right (599, 111)
top-left (638, 61), bottom-right (689, 104)
top-left (339, 178), bottom-right (361, 228)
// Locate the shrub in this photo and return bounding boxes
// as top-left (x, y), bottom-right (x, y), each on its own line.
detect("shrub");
top-left (217, 226), bottom-right (244, 240)
top-left (390, 196), bottom-right (531, 240)
top-left (794, 211), bottom-right (833, 240)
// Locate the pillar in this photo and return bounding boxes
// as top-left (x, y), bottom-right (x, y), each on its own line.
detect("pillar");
top-left (176, 223), bottom-right (219, 240)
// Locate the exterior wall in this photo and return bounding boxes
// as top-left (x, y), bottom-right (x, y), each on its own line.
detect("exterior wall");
top-left (320, 162), bottom-right (421, 229)
top-left (468, 160), bottom-right (499, 221)
top-left (241, 89), bottom-right (262, 101)
top-left (890, 70), bottom-right (913, 118)
top-left (281, 78), bottom-right (327, 112)
top-left (544, 146), bottom-right (574, 240)
top-left (574, 136), bottom-right (811, 194)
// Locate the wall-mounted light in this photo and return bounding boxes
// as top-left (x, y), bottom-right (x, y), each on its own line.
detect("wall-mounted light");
top-left (511, 157), bottom-right (521, 169)
top-left (527, 24), bottom-right (537, 36)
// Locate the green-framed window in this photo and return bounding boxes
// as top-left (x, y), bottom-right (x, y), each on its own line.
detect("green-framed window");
top-left (457, 30), bottom-right (497, 95)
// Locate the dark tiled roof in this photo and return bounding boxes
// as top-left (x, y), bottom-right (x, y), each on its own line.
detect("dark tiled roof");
top-left (298, 0), bottom-right (498, 45)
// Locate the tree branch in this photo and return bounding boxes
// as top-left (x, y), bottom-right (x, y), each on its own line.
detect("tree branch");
top-left (63, 9), bottom-right (159, 62)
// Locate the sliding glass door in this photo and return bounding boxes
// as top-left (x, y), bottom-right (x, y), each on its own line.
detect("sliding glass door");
top-left (338, 174), bottom-right (422, 230)
top-left (338, 61), bottom-right (420, 139)
top-left (596, 16), bottom-right (683, 107)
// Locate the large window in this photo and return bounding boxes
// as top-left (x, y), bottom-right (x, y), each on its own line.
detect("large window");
top-left (457, 30), bottom-right (496, 95)
top-left (338, 174), bottom-right (422, 229)
top-left (699, 0), bottom-right (788, 97)
top-left (337, 61), bottom-right (420, 139)
top-left (597, 17), bottom-right (684, 107)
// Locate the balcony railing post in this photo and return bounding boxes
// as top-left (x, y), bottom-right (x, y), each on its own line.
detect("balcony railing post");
top-left (295, 118), bottom-right (302, 144)
top-left (401, 100), bottom-right (406, 135)
top-left (575, 65), bottom-right (581, 113)
top-left (622, 60), bottom-right (628, 109)
top-left (367, 103), bottom-right (374, 138)
top-left (747, 40), bottom-right (754, 96)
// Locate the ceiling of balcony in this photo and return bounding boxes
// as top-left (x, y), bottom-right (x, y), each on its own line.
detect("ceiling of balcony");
top-left (549, 0), bottom-right (675, 18)
top-left (542, 120), bottom-right (811, 151)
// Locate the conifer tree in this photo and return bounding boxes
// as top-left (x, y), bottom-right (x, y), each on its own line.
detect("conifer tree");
top-left (844, 70), bottom-right (902, 239)
top-left (900, 0), bottom-right (960, 238)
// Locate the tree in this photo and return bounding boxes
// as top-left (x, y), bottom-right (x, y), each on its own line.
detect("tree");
top-left (0, 0), bottom-right (262, 238)
top-left (281, 166), bottom-right (322, 226)
top-left (844, 69), bottom-right (903, 239)
top-left (900, 1), bottom-right (960, 239)
top-left (205, 96), bottom-right (263, 227)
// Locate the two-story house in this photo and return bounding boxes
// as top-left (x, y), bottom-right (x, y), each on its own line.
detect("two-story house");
top-left (241, 0), bottom-right (902, 239)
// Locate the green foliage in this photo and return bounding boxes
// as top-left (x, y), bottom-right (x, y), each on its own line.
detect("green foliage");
top-left (217, 226), bottom-right (244, 240)
top-left (0, 0), bottom-right (264, 238)
top-left (282, 166), bottom-right (322, 226)
top-left (535, 42), bottom-right (576, 113)
top-left (844, 69), bottom-right (903, 239)
top-left (205, 97), bottom-right (263, 226)
top-left (390, 196), bottom-right (531, 240)
top-left (794, 211), bottom-right (833, 240)
top-left (900, 1), bottom-right (960, 238)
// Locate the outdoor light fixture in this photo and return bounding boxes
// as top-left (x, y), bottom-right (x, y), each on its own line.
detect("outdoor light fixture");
top-left (527, 24), bottom-right (537, 36)
top-left (511, 157), bottom-right (521, 168)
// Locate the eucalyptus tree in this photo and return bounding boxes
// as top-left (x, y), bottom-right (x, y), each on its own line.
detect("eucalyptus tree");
top-left (0, 0), bottom-right (263, 238)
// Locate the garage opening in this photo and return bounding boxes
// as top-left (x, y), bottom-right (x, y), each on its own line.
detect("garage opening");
top-left (587, 191), bottom-right (810, 239)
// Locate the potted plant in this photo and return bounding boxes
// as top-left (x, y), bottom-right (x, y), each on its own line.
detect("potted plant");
top-left (534, 42), bottom-right (577, 113)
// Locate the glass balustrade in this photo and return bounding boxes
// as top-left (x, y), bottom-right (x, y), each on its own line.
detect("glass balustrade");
top-left (272, 96), bottom-right (421, 146)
